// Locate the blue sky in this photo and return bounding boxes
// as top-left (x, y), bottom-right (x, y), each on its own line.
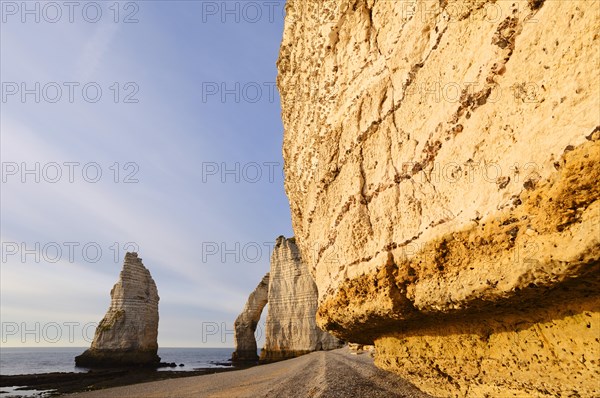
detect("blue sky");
top-left (0, 1), bottom-right (290, 347)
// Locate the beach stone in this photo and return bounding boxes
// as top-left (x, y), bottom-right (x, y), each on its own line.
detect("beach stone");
top-left (75, 252), bottom-right (160, 367)
top-left (232, 273), bottom-right (270, 363)
top-left (278, 0), bottom-right (599, 396)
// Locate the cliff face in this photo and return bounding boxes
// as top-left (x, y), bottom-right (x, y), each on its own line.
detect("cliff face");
top-left (278, 0), bottom-right (599, 396)
top-left (232, 273), bottom-right (270, 363)
top-left (260, 236), bottom-right (341, 362)
top-left (76, 252), bottom-right (160, 367)
top-left (233, 237), bottom-right (341, 364)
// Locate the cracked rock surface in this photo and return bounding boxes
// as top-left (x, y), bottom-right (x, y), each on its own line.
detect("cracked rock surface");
top-left (278, 0), bottom-right (599, 395)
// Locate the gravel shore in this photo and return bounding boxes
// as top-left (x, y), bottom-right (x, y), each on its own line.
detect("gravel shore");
top-left (68, 348), bottom-right (432, 398)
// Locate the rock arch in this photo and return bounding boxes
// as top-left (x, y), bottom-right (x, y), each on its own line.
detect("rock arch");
top-left (231, 273), bottom-right (270, 363)
top-left (232, 237), bottom-right (341, 364)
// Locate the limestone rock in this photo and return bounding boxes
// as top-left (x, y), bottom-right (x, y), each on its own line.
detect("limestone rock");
top-left (232, 237), bottom-right (341, 364)
top-left (76, 252), bottom-right (160, 367)
top-left (278, 0), bottom-right (599, 395)
top-left (232, 273), bottom-right (270, 363)
top-left (260, 236), bottom-right (342, 362)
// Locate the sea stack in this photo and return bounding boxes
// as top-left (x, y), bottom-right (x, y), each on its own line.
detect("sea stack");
top-left (75, 252), bottom-right (160, 367)
top-left (260, 236), bottom-right (341, 362)
top-left (277, 0), bottom-right (599, 395)
top-left (232, 273), bottom-right (270, 363)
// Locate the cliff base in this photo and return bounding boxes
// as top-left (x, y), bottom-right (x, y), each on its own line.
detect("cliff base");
top-left (75, 349), bottom-right (161, 368)
top-left (374, 277), bottom-right (599, 397)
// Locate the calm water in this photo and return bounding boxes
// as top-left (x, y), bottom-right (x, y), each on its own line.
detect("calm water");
top-left (0, 347), bottom-right (234, 376)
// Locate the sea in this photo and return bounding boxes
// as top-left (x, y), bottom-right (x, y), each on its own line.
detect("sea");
top-left (0, 347), bottom-right (235, 397)
top-left (0, 347), bottom-right (234, 375)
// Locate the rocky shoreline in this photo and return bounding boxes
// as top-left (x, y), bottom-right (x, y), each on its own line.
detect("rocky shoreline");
top-left (0, 366), bottom-right (241, 396)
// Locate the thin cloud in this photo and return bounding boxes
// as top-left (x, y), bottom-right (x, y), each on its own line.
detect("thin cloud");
top-left (76, 23), bottom-right (120, 81)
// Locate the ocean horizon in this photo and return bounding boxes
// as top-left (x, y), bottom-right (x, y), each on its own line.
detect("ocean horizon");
top-left (0, 347), bottom-right (236, 376)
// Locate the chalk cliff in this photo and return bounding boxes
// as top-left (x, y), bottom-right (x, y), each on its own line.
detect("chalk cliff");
top-left (75, 252), bottom-right (160, 367)
top-left (233, 237), bottom-right (341, 364)
top-left (278, 0), bottom-right (599, 396)
top-left (232, 273), bottom-right (270, 363)
top-left (260, 236), bottom-right (341, 362)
